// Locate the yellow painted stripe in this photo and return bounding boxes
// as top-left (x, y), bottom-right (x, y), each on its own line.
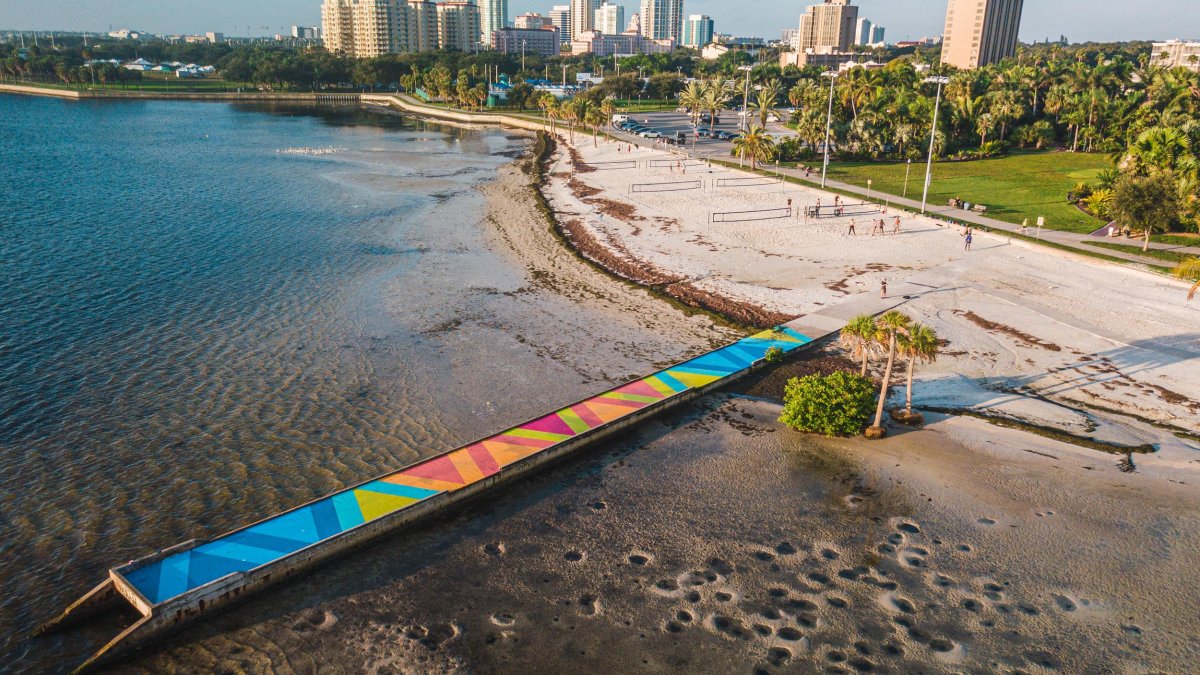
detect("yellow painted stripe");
top-left (505, 427), bottom-right (572, 443)
top-left (383, 474), bottom-right (461, 493)
top-left (643, 376), bottom-right (677, 397)
top-left (354, 490), bottom-right (418, 522)
top-left (557, 408), bottom-right (592, 434)
top-left (666, 370), bottom-right (722, 388)
top-left (599, 392), bottom-right (660, 404)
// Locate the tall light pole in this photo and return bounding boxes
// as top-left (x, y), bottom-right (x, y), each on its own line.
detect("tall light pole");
top-left (820, 70), bottom-right (838, 189)
top-left (738, 64), bottom-right (753, 133)
top-left (921, 75), bottom-right (950, 214)
top-left (903, 158), bottom-right (912, 197)
top-left (521, 39), bottom-right (526, 74)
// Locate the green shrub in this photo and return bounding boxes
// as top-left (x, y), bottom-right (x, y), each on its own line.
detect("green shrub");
top-left (778, 371), bottom-right (876, 437)
top-left (764, 346), bottom-right (785, 364)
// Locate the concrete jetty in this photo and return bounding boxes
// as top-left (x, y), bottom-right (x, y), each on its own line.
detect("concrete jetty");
top-left (45, 320), bottom-right (850, 672)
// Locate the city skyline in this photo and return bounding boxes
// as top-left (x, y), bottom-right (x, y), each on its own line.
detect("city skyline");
top-left (2, 0), bottom-right (1197, 44)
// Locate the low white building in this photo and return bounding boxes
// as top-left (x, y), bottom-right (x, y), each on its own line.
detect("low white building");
top-left (1153, 40), bottom-right (1200, 72)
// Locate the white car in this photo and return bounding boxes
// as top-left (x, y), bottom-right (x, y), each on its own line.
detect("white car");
top-left (639, 130), bottom-right (661, 139)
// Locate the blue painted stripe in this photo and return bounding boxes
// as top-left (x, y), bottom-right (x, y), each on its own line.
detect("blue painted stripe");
top-left (652, 370), bottom-right (690, 392)
top-left (360, 480), bottom-right (439, 501)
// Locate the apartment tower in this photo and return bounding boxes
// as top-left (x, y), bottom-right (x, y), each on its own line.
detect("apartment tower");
top-left (436, 1), bottom-right (481, 51)
top-left (478, 0), bottom-right (508, 47)
top-left (322, 0), bottom-right (412, 57)
top-left (408, 0), bottom-right (438, 51)
top-left (682, 14), bottom-right (714, 49)
top-left (549, 5), bottom-right (572, 44)
top-left (595, 1), bottom-right (625, 35)
top-left (941, 0), bottom-right (1024, 69)
top-left (570, 0), bottom-right (600, 40)
top-left (798, 0), bottom-right (858, 53)
top-left (640, 0), bottom-right (684, 43)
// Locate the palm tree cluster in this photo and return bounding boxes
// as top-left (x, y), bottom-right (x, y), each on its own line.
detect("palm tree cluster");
top-left (839, 312), bottom-right (938, 437)
top-left (534, 92), bottom-right (612, 146)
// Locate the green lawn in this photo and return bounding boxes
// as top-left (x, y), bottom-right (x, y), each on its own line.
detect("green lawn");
top-left (1088, 241), bottom-right (1198, 265)
top-left (822, 152), bottom-right (1111, 234)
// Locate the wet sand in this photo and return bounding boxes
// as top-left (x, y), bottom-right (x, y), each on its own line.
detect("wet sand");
top-left (113, 392), bottom-right (1200, 673)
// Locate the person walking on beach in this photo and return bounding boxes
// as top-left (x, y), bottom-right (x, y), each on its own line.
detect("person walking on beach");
top-left (880, 279), bottom-right (888, 299)
top-left (964, 228), bottom-right (974, 251)
top-left (893, 215), bottom-right (901, 235)
top-left (848, 218), bottom-right (856, 235)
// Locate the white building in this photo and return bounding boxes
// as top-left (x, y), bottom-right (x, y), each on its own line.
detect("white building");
top-left (855, 17), bottom-right (871, 45)
top-left (640, 0), bottom-right (684, 43)
top-left (570, 0), bottom-right (599, 40)
top-left (595, 1), bottom-right (624, 36)
top-left (514, 13), bottom-right (552, 29)
top-left (1153, 40), bottom-right (1200, 72)
top-left (478, 0), bottom-right (508, 47)
top-left (683, 14), bottom-right (714, 48)
top-left (549, 5), bottom-right (572, 44)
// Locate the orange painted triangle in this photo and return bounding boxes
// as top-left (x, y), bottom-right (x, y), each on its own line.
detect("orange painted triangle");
top-left (481, 439), bottom-right (542, 466)
top-left (583, 401), bottom-right (639, 423)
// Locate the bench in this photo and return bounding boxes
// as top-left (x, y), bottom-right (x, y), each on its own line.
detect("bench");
top-left (971, 204), bottom-right (988, 214)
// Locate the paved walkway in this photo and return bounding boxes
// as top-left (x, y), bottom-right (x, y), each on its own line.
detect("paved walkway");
top-left (609, 129), bottom-right (1200, 269)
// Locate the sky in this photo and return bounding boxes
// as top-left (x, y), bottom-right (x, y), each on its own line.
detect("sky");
top-left (1, 0), bottom-right (1197, 44)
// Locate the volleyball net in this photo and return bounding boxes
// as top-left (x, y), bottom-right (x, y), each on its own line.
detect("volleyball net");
top-left (630, 179), bottom-right (704, 194)
top-left (710, 206), bottom-right (793, 223)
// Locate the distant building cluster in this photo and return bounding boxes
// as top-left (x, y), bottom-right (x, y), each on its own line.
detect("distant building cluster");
top-left (91, 57), bottom-right (217, 78)
top-left (319, 0), bottom-right (707, 57)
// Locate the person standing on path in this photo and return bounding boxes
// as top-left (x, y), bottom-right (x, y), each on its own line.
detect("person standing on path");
top-left (964, 228), bottom-right (973, 251)
top-left (1021, 218), bottom-right (1028, 235)
top-left (848, 218), bottom-right (856, 235)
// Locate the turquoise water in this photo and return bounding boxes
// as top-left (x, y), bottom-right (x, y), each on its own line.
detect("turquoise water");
top-left (2, 96), bottom-right (688, 671)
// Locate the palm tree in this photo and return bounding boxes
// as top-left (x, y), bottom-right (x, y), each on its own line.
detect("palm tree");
top-left (839, 315), bottom-right (881, 377)
top-left (749, 85), bottom-right (779, 129)
top-left (584, 104), bottom-right (607, 147)
top-left (561, 98), bottom-right (579, 143)
top-left (867, 311), bottom-right (912, 437)
top-left (732, 126), bottom-right (776, 170)
top-left (1175, 258), bottom-right (1200, 300)
top-left (679, 80), bottom-right (706, 126)
top-left (537, 92), bottom-right (556, 131)
top-left (600, 98), bottom-right (616, 129)
top-left (897, 323), bottom-right (939, 418)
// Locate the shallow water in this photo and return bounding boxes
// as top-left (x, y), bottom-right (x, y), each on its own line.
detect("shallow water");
top-left (0, 97), bottom-right (699, 671)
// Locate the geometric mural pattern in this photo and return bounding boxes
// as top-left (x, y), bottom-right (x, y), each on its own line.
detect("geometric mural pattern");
top-left (124, 327), bottom-right (810, 605)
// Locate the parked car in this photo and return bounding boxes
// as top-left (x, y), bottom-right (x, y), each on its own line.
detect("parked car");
top-left (696, 127), bottom-right (712, 137)
top-left (638, 130), bottom-right (661, 139)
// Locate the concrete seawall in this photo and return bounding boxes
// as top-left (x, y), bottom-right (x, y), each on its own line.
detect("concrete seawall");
top-left (0, 83), bottom-right (361, 103)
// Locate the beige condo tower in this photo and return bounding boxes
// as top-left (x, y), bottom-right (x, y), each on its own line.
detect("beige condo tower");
top-left (941, 0), bottom-right (1025, 69)
top-left (798, 0), bottom-right (859, 53)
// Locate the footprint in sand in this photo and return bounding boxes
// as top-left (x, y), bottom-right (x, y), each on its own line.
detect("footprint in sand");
top-left (898, 522), bottom-right (921, 534)
top-left (563, 550), bottom-right (585, 562)
top-left (490, 613), bottom-right (516, 627)
top-left (483, 542), bottom-right (506, 556)
top-left (627, 551), bottom-right (653, 566)
top-left (578, 593), bottom-right (601, 616)
top-left (977, 517), bottom-right (997, 526)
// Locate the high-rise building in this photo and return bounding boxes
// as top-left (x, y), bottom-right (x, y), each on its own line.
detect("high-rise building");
top-left (436, 1), bottom-right (481, 51)
top-left (870, 24), bottom-right (885, 45)
top-left (570, 0), bottom-right (600, 41)
top-left (855, 17), bottom-right (871, 45)
top-left (1153, 40), bottom-right (1200, 73)
top-left (322, 0), bottom-right (412, 57)
top-left (640, 0), bottom-right (684, 43)
top-left (408, 0), bottom-right (438, 51)
top-left (549, 5), bottom-right (572, 44)
top-left (781, 28), bottom-right (799, 49)
top-left (627, 13), bottom-right (641, 35)
top-left (798, 0), bottom-right (858, 53)
top-left (478, 0), bottom-right (508, 47)
top-left (514, 12), bottom-right (552, 29)
top-left (682, 14), bottom-right (714, 48)
top-left (292, 25), bottom-right (321, 39)
top-left (941, 0), bottom-right (1024, 69)
top-left (595, 1), bottom-right (625, 36)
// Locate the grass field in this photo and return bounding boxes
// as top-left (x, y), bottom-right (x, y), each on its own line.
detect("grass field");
top-left (822, 151), bottom-right (1111, 234)
top-left (1089, 241), bottom-right (1198, 265)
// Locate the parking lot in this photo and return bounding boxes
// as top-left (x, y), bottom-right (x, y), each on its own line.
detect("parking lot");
top-left (610, 110), bottom-right (794, 159)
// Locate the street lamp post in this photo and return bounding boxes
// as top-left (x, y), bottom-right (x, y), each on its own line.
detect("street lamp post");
top-left (521, 39), bottom-right (526, 74)
top-left (867, 179), bottom-right (872, 201)
top-left (921, 75), bottom-right (950, 214)
top-left (820, 70), bottom-right (838, 189)
top-left (739, 65), bottom-right (753, 133)
top-left (903, 158), bottom-right (912, 197)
